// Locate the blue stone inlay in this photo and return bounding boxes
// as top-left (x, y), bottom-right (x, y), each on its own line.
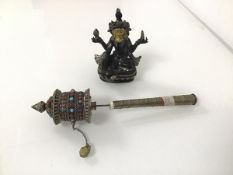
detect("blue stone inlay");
top-left (69, 97), bottom-right (74, 101)
top-left (69, 108), bottom-right (75, 113)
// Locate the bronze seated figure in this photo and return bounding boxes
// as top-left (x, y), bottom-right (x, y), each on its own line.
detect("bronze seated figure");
top-left (92, 8), bottom-right (148, 82)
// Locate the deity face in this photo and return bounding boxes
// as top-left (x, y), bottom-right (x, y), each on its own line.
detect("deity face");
top-left (112, 28), bottom-right (128, 43)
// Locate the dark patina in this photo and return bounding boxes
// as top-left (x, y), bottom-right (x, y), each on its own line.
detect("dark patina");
top-left (92, 8), bottom-right (148, 82)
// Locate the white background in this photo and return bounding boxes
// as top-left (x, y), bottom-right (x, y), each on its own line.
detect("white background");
top-left (0, 0), bottom-right (233, 174)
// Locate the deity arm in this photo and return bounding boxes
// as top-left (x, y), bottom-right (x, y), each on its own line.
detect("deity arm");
top-left (91, 29), bottom-right (108, 50)
top-left (97, 37), bottom-right (108, 50)
top-left (130, 39), bottom-right (141, 53)
top-left (130, 30), bottom-right (148, 53)
top-left (105, 40), bottom-right (113, 55)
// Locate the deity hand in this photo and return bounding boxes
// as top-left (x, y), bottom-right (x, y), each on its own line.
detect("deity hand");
top-left (92, 29), bottom-right (101, 43)
top-left (139, 30), bottom-right (148, 44)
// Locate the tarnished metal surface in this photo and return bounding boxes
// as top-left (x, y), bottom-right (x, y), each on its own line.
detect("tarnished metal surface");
top-left (110, 94), bottom-right (197, 109)
top-left (92, 8), bottom-right (148, 83)
top-left (32, 90), bottom-right (197, 122)
top-left (32, 89), bottom-right (197, 158)
top-left (173, 94), bottom-right (197, 105)
top-left (32, 89), bottom-right (92, 125)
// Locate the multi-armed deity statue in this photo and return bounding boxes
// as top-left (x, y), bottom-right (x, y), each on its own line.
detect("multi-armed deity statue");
top-left (92, 8), bottom-right (148, 82)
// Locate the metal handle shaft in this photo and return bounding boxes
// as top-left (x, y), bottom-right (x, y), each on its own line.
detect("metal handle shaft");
top-left (110, 94), bottom-right (197, 109)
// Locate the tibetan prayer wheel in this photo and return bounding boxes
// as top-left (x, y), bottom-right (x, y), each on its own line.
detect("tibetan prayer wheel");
top-left (32, 88), bottom-right (197, 158)
top-left (32, 89), bottom-right (197, 124)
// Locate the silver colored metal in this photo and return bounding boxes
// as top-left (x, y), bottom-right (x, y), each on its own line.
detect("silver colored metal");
top-left (162, 96), bottom-right (175, 106)
top-left (32, 89), bottom-right (197, 158)
top-left (110, 94), bottom-right (197, 109)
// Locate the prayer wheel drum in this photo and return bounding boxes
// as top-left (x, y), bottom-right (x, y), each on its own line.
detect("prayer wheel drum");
top-left (32, 89), bottom-right (93, 124)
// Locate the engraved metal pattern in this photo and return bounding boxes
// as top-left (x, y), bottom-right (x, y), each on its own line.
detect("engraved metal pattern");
top-left (33, 89), bottom-right (91, 125)
top-left (111, 94), bottom-right (197, 109)
top-left (32, 89), bottom-right (197, 158)
top-left (84, 89), bottom-right (92, 123)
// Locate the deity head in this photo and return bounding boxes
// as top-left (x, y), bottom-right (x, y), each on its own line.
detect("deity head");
top-left (108, 8), bottom-right (131, 43)
top-left (112, 28), bottom-right (128, 43)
